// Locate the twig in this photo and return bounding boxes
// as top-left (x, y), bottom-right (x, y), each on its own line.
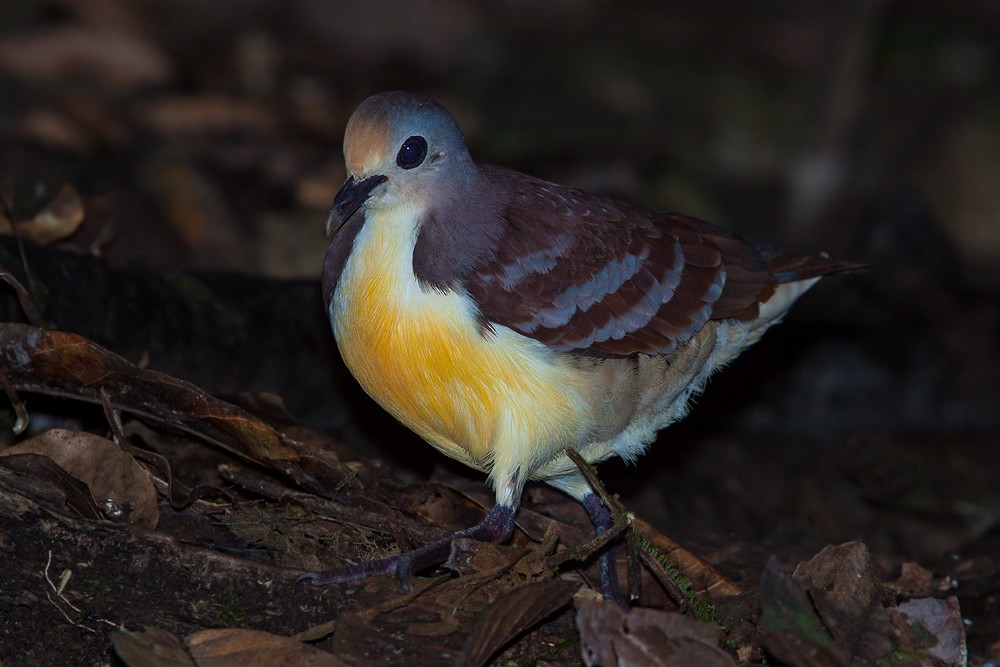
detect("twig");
top-left (564, 448), bottom-right (622, 517)
top-left (542, 512), bottom-right (631, 571)
top-left (0, 367), bottom-right (29, 434)
top-left (564, 447), bottom-right (723, 612)
top-left (0, 264), bottom-right (45, 327)
top-left (630, 530), bottom-right (723, 625)
top-left (519, 522), bottom-right (560, 571)
top-left (42, 549), bottom-right (118, 633)
top-left (0, 193), bottom-right (45, 326)
top-left (121, 415), bottom-right (234, 509)
top-left (639, 545), bottom-right (690, 613)
top-left (626, 524), bottom-right (642, 603)
top-left (43, 550), bottom-right (82, 612)
top-left (99, 387), bottom-right (127, 447)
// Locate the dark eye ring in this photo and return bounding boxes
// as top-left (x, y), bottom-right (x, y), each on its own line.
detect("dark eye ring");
top-left (396, 136), bottom-right (428, 169)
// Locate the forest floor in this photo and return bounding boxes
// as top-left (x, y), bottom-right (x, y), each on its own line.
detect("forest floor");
top-left (0, 2), bottom-right (998, 665)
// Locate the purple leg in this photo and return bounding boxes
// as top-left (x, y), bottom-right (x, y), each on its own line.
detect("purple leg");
top-left (299, 503), bottom-right (516, 589)
top-left (581, 493), bottom-right (628, 611)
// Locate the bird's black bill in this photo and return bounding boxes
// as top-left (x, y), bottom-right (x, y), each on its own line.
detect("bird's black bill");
top-left (326, 174), bottom-right (388, 237)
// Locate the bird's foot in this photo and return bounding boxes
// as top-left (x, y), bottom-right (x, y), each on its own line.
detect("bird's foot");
top-left (298, 503), bottom-right (516, 589)
top-left (582, 492), bottom-right (630, 611)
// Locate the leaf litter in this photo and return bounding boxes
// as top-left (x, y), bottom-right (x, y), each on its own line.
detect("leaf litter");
top-left (0, 318), bottom-right (977, 665)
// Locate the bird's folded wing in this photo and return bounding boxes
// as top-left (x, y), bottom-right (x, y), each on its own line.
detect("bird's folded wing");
top-left (466, 170), bottom-right (827, 358)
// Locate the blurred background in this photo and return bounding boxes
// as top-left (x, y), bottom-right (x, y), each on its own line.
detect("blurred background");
top-left (1, 0), bottom-right (998, 622)
top-left (2, 0), bottom-right (998, 282)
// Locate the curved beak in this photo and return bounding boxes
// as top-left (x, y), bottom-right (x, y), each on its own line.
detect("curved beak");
top-left (325, 174), bottom-right (388, 237)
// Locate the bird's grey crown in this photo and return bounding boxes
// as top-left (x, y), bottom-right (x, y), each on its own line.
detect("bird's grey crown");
top-left (355, 91), bottom-right (474, 171)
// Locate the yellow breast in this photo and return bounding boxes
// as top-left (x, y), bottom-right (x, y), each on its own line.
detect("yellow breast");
top-left (331, 205), bottom-right (589, 486)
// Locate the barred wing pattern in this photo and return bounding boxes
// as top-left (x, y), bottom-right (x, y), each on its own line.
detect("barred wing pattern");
top-left (466, 167), bottom-right (845, 358)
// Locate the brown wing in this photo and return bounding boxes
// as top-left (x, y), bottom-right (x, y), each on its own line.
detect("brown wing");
top-left (465, 167), bottom-right (853, 357)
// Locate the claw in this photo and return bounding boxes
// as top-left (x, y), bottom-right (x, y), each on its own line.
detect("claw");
top-left (299, 503), bottom-right (516, 588)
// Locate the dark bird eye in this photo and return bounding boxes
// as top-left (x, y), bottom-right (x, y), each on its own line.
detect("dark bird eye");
top-left (396, 136), bottom-right (428, 169)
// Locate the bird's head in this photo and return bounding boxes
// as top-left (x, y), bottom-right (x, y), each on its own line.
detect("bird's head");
top-left (327, 91), bottom-right (476, 237)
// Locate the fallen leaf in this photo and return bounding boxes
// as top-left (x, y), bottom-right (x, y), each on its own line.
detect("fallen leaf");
top-left (21, 183), bottom-right (85, 244)
top-left (0, 181), bottom-right (85, 243)
top-left (896, 597), bottom-right (967, 666)
top-left (576, 598), bottom-right (735, 667)
top-left (0, 323), bottom-right (344, 495)
top-left (759, 556), bottom-right (849, 667)
top-left (763, 544), bottom-right (969, 666)
top-left (446, 537), bottom-right (521, 576)
top-left (461, 579), bottom-right (580, 667)
top-left (792, 542), bottom-right (885, 654)
top-left (0, 452), bottom-right (103, 520)
top-left (632, 516), bottom-right (742, 598)
top-left (2, 428), bottom-right (159, 529)
top-left (889, 562), bottom-right (950, 598)
top-left (187, 628), bottom-right (349, 666)
top-left (111, 626), bottom-right (195, 667)
top-left (112, 627), bottom-right (350, 667)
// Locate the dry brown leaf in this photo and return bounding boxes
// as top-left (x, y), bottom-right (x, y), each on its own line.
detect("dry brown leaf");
top-left (896, 597), bottom-right (967, 666)
top-left (792, 542), bottom-right (886, 654)
top-left (888, 561), bottom-right (951, 598)
top-left (460, 579), bottom-right (580, 667)
top-left (1, 428), bottom-right (159, 529)
top-left (404, 611), bottom-right (465, 639)
top-left (764, 544), bottom-right (968, 666)
top-left (759, 556), bottom-right (850, 667)
top-left (632, 516), bottom-right (741, 598)
top-left (446, 537), bottom-right (520, 576)
top-left (113, 627), bottom-right (349, 667)
top-left (0, 452), bottom-right (103, 519)
top-left (576, 598), bottom-right (735, 667)
top-left (111, 626), bottom-right (196, 667)
top-left (19, 182), bottom-right (85, 244)
top-left (0, 182), bottom-right (85, 244)
top-left (187, 628), bottom-right (349, 667)
top-left (0, 323), bottom-right (345, 496)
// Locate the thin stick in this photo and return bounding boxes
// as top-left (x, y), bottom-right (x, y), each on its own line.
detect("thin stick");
top-left (0, 367), bottom-right (28, 434)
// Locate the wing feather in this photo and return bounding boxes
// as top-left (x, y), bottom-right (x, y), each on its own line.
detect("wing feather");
top-left (465, 167), bottom-right (857, 357)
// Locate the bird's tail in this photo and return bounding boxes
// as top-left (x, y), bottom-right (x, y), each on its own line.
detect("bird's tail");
top-left (766, 252), bottom-right (870, 284)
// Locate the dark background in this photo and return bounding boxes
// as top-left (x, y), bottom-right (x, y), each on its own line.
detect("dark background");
top-left (1, 0), bottom-right (998, 662)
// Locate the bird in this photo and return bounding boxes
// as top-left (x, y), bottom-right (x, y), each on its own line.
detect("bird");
top-left (301, 91), bottom-right (860, 607)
